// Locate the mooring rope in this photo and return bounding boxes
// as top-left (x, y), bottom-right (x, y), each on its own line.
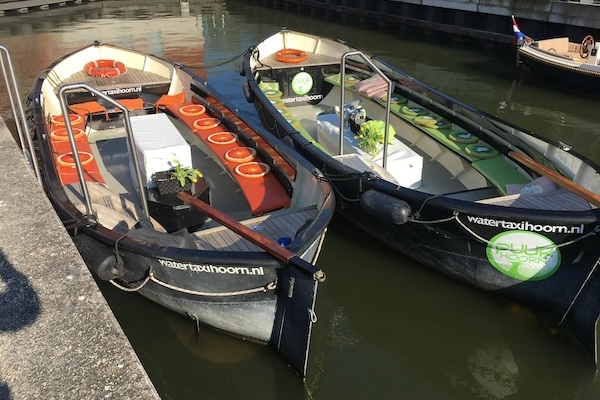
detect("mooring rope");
top-left (109, 274), bottom-right (151, 292)
top-left (559, 256), bottom-right (600, 326)
top-left (109, 270), bottom-right (277, 297)
top-left (455, 211), bottom-right (600, 250)
top-left (149, 271), bottom-right (277, 297)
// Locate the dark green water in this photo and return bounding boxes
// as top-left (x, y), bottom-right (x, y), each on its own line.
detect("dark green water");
top-left (1, 1), bottom-right (600, 399)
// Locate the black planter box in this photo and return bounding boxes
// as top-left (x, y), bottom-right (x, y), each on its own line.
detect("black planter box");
top-left (154, 170), bottom-right (192, 195)
top-left (146, 178), bottom-right (210, 233)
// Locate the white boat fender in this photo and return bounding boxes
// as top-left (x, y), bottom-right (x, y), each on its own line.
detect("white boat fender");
top-left (72, 234), bottom-right (124, 281)
top-left (359, 190), bottom-right (411, 225)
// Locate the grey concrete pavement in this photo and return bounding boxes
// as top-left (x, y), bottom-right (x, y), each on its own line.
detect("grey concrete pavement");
top-left (0, 117), bottom-right (160, 399)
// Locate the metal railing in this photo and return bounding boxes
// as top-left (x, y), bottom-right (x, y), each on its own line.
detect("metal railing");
top-left (339, 51), bottom-right (393, 169)
top-left (57, 83), bottom-right (150, 219)
top-left (0, 45), bottom-right (41, 184)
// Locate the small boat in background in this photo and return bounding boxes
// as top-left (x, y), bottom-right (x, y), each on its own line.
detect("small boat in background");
top-left (241, 29), bottom-right (600, 365)
top-left (513, 15), bottom-right (600, 95)
top-left (28, 41), bottom-right (335, 378)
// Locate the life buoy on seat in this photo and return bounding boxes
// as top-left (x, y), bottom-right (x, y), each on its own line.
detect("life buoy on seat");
top-left (179, 104), bottom-right (206, 117)
top-left (448, 131), bottom-right (478, 144)
top-left (50, 128), bottom-right (85, 142)
top-left (51, 114), bottom-right (84, 127)
top-left (413, 116), bottom-right (438, 127)
top-left (274, 49), bottom-right (308, 64)
top-left (207, 132), bottom-right (238, 145)
top-left (56, 151), bottom-right (94, 167)
top-left (225, 147), bottom-right (257, 163)
top-left (193, 118), bottom-right (220, 130)
top-left (84, 59), bottom-right (127, 78)
top-left (464, 144), bottom-right (498, 159)
top-left (235, 162), bottom-right (271, 178)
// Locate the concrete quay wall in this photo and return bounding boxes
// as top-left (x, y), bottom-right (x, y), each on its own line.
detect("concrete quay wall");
top-left (254, 0), bottom-right (600, 44)
top-left (0, 118), bottom-right (160, 399)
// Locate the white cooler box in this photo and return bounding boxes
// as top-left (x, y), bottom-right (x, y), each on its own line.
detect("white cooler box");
top-left (130, 113), bottom-right (192, 188)
top-left (317, 113), bottom-right (423, 189)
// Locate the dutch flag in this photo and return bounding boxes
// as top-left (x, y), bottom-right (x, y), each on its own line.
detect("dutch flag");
top-left (512, 15), bottom-right (527, 45)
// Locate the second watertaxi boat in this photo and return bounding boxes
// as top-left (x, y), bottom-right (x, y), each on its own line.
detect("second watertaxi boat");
top-left (241, 30), bottom-right (600, 364)
top-left (30, 41), bottom-right (335, 378)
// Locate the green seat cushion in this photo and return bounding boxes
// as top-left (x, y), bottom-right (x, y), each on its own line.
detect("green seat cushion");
top-left (472, 156), bottom-right (531, 195)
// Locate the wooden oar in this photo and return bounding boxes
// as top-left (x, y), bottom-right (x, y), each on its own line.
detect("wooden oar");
top-left (508, 151), bottom-right (600, 208)
top-left (177, 192), bottom-right (325, 281)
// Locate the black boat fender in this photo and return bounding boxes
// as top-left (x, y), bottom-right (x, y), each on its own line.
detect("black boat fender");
top-left (242, 81), bottom-right (255, 103)
top-left (359, 190), bottom-right (411, 225)
top-left (72, 234), bottom-right (123, 281)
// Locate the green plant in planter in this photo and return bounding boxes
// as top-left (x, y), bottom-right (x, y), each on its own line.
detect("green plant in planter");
top-left (170, 159), bottom-right (203, 187)
top-left (355, 120), bottom-right (395, 155)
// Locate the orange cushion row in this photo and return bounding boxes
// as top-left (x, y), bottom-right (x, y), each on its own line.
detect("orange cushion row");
top-left (49, 115), bottom-right (105, 186)
top-left (204, 97), bottom-right (296, 180)
top-left (166, 103), bottom-right (291, 216)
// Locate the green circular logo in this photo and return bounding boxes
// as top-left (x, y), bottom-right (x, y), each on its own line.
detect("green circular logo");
top-left (486, 230), bottom-right (560, 281)
top-left (291, 72), bottom-right (313, 96)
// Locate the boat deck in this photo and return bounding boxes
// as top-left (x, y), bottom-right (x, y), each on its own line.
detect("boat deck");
top-left (258, 52), bottom-right (340, 69)
top-left (192, 206), bottom-right (318, 252)
top-left (477, 188), bottom-right (592, 211)
top-left (59, 67), bottom-right (171, 92)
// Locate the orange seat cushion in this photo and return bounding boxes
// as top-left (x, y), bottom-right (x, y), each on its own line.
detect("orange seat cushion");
top-left (69, 101), bottom-right (109, 120)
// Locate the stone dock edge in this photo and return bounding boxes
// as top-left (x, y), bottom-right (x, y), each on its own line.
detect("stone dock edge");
top-left (0, 117), bottom-right (161, 399)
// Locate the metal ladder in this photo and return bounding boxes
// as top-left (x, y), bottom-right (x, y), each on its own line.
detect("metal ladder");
top-left (0, 45), bottom-right (41, 184)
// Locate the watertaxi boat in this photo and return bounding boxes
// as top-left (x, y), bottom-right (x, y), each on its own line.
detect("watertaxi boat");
top-left (29, 41), bottom-right (335, 378)
top-left (513, 15), bottom-right (600, 95)
top-left (241, 29), bottom-right (600, 364)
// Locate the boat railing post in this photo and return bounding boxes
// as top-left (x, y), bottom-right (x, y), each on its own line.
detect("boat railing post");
top-left (340, 51), bottom-right (393, 169)
top-left (0, 45), bottom-right (42, 185)
top-left (57, 84), bottom-right (150, 220)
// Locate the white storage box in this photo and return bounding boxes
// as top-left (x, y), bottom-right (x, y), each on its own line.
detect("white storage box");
top-left (130, 113), bottom-right (192, 188)
top-left (317, 113), bottom-right (423, 189)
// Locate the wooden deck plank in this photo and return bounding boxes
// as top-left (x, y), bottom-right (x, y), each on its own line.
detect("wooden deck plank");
top-left (60, 67), bottom-right (171, 92)
top-left (476, 189), bottom-right (592, 211)
top-left (259, 52), bottom-right (339, 69)
top-left (191, 206), bottom-right (318, 252)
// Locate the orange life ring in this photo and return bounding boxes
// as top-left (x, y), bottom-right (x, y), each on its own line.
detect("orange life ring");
top-left (274, 49), bottom-right (308, 64)
top-left (51, 114), bottom-right (83, 127)
top-left (83, 59), bottom-right (127, 78)
top-left (193, 118), bottom-right (221, 130)
top-left (224, 147), bottom-right (257, 163)
top-left (235, 162), bottom-right (271, 178)
top-left (50, 127), bottom-right (85, 142)
top-left (56, 151), bottom-right (94, 168)
top-left (207, 132), bottom-right (238, 145)
top-left (179, 104), bottom-right (206, 117)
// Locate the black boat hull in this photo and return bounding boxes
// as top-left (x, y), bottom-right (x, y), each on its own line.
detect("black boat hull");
top-left (242, 30), bottom-right (600, 363)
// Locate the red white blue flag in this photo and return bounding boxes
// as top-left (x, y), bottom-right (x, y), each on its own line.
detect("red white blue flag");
top-left (512, 15), bottom-right (527, 45)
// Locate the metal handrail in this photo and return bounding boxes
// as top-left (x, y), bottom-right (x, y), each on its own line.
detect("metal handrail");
top-left (57, 83), bottom-right (150, 219)
top-left (340, 51), bottom-right (393, 169)
top-left (0, 45), bottom-right (42, 184)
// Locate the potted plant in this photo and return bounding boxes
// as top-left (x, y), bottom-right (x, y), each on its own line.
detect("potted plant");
top-left (154, 159), bottom-right (203, 195)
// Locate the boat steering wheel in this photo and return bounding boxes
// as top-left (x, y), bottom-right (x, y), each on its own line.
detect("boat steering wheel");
top-left (580, 35), bottom-right (595, 58)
